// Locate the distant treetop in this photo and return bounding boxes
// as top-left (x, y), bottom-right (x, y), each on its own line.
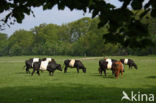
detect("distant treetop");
top-left (0, 0), bottom-right (155, 48)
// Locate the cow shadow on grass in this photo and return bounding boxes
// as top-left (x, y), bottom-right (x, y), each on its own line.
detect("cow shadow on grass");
top-left (89, 73), bottom-right (114, 78)
top-left (146, 76), bottom-right (156, 79)
top-left (15, 72), bottom-right (27, 74)
top-left (0, 84), bottom-right (155, 103)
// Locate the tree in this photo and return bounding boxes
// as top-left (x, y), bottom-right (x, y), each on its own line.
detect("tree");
top-left (8, 30), bottom-right (34, 55)
top-left (0, 33), bottom-right (8, 56)
top-left (31, 23), bottom-right (61, 55)
top-left (0, 0), bottom-right (156, 48)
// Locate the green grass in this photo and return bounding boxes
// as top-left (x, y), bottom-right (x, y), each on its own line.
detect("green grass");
top-left (0, 56), bottom-right (156, 103)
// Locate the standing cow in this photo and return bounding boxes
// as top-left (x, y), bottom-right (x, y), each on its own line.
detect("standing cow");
top-left (24, 58), bottom-right (41, 73)
top-left (64, 59), bottom-right (86, 73)
top-left (32, 60), bottom-right (62, 76)
top-left (120, 59), bottom-right (137, 69)
top-left (98, 59), bottom-right (116, 76)
top-left (114, 61), bottom-right (124, 79)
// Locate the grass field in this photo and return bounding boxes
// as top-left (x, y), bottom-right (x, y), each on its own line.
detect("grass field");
top-left (0, 56), bottom-right (156, 103)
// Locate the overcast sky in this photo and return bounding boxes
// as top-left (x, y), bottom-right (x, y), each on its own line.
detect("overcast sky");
top-left (0, 0), bottom-right (123, 36)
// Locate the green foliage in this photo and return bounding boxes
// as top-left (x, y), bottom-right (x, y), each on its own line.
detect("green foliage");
top-left (0, 33), bottom-right (8, 56)
top-left (8, 30), bottom-right (34, 55)
top-left (0, 0), bottom-right (156, 48)
top-left (0, 16), bottom-right (156, 56)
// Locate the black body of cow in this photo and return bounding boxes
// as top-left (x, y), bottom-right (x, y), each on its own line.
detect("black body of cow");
top-left (120, 59), bottom-right (137, 69)
top-left (42, 58), bottom-right (56, 63)
top-left (32, 60), bottom-right (62, 76)
top-left (64, 60), bottom-right (86, 73)
top-left (111, 59), bottom-right (117, 62)
top-left (24, 58), bottom-right (41, 73)
top-left (98, 59), bottom-right (116, 76)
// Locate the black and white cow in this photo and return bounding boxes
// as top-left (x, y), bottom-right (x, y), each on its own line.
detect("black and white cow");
top-left (120, 58), bottom-right (137, 69)
top-left (98, 59), bottom-right (116, 76)
top-left (24, 58), bottom-right (41, 73)
top-left (64, 59), bottom-right (86, 73)
top-left (32, 60), bottom-right (62, 76)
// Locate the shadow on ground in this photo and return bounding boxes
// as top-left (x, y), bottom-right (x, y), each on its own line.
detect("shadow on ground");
top-left (89, 74), bottom-right (114, 78)
top-left (0, 84), bottom-right (155, 103)
top-left (146, 76), bottom-right (156, 79)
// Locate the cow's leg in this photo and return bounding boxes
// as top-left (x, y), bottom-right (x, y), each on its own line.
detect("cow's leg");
top-left (112, 70), bottom-right (115, 75)
top-left (47, 68), bottom-right (52, 76)
top-left (76, 67), bottom-right (79, 73)
top-left (123, 68), bottom-right (125, 72)
top-left (111, 68), bottom-right (115, 75)
top-left (99, 67), bottom-right (102, 75)
top-left (37, 69), bottom-right (40, 76)
top-left (104, 69), bottom-right (106, 76)
top-left (64, 66), bottom-right (68, 73)
top-left (115, 71), bottom-right (119, 79)
top-left (31, 69), bottom-right (35, 76)
top-left (26, 67), bottom-right (30, 74)
top-left (120, 70), bottom-right (123, 77)
top-left (51, 71), bottom-right (55, 76)
top-left (49, 71), bottom-right (51, 76)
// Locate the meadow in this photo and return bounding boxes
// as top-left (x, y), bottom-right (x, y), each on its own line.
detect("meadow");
top-left (0, 56), bottom-right (156, 103)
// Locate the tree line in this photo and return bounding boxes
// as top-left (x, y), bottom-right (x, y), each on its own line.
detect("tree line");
top-left (0, 17), bottom-right (156, 56)
top-left (1, 0), bottom-right (155, 49)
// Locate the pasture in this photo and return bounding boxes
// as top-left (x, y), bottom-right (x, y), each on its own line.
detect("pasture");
top-left (0, 56), bottom-right (156, 103)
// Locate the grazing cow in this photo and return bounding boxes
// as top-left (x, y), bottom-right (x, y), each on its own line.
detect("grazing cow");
top-left (120, 59), bottom-right (137, 69)
top-left (114, 61), bottom-right (124, 79)
top-left (24, 58), bottom-right (41, 73)
top-left (98, 59), bottom-right (116, 76)
top-left (32, 60), bottom-right (62, 76)
top-left (64, 59), bottom-right (86, 73)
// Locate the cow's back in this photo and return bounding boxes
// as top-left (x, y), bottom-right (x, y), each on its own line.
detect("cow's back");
top-left (64, 60), bottom-right (70, 65)
top-left (124, 59), bottom-right (128, 64)
top-left (99, 60), bottom-right (107, 68)
top-left (114, 61), bottom-right (124, 71)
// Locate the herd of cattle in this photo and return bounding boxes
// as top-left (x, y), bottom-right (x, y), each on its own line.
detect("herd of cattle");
top-left (24, 58), bottom-right (137, 78)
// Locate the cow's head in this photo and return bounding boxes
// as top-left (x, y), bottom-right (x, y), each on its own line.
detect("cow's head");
top-left (82, 67), bottom-right (86, 73)
top-left (57, 64), bottom-right (62, 71)
top-left (133, 63), bottom-right (138, 69)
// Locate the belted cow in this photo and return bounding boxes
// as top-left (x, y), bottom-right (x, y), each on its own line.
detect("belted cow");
top-left (64, 59), bottom-right (86, 73)
top-left (98, 59), bottom-right (116, 76)
top-left (24, 58), bottom-right (41, 73)
top-left (24, 58), bottom-right (55, 73)
top-left (120, 58), bottom-right (137, 69)
top-left (99, 59), bottom-right (125, 78)
top-left (32, 60), bottom-right (62, 76)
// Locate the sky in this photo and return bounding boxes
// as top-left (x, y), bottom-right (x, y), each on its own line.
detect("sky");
top-left (0, 0), bottom-right (123, 36)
